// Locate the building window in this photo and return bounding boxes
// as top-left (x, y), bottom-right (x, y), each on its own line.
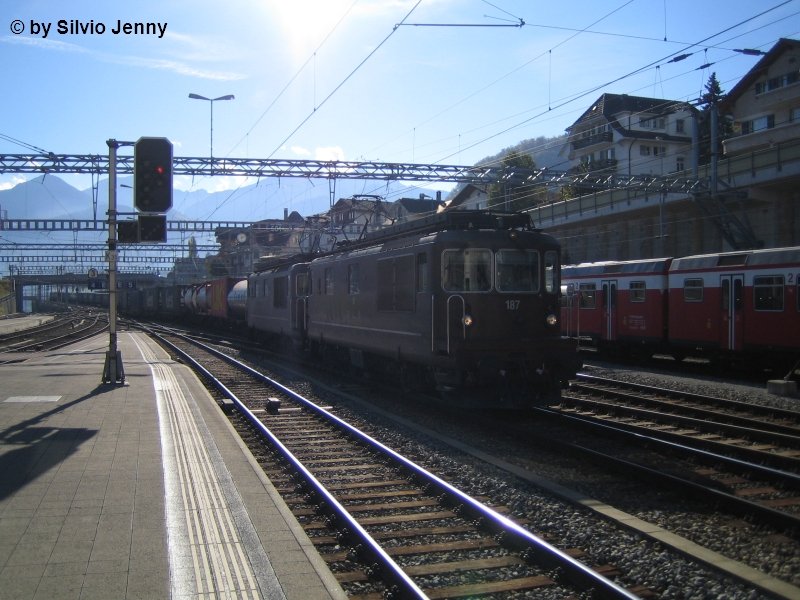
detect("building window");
top-left (640, 116), bottom-right (666, 129)
top-left (629, 281), bottom-right (646, 302)
top-left (676, 156), bottom-right (685, 171)
top-left (753, 275), bottom-right (784, 311)
top-left (741, 114), bottom-right (775, 134)
top-left (640, 145), bottom-right (651, 156)
top-left (675, 119), bottom-right (685, 133)
top-left (683, 278), bottom-right (703, 302)
top-left (755, 70), bottom-right (799, 94)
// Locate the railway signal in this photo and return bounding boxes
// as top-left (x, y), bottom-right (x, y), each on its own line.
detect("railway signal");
top-left (134, 137), bottom-right (173, 213)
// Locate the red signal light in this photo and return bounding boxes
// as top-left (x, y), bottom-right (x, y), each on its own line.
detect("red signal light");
top-left (155, 165), bottom-right (165, 175)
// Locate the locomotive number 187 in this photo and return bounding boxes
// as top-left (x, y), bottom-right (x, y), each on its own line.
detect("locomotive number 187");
top-left (505, 300), bottom-right (521, 310)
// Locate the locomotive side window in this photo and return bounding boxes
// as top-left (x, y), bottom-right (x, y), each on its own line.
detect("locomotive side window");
top-left (442, 249), bottom-right (492, 292)
top-left (496, 249), bottom-right (538, 292)
top-left (324, 268), bottom-right (334, 295)
top-left (579, 283), bottom-right (596, 308)
top-left (630, 281), bottom-right (646, 302)
top-left (683, 278), bottom-right (703, 302)
top-left (753, 275), bottom-right (784, 311)
top-left (348, 264), bottom-right (360, 295)
top-left (416, 253), bottom-right (428, 293)
top-left (378, 255), bottom-right (415, 311)
top-left (544, 251), bottom-right (558, 293)
top-left (273, 276), bottom-right (288, 309)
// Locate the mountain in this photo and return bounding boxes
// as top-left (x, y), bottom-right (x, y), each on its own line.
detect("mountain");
top-left (0, 175), bottom-right (446, 224)
top-left (0, 175), bottom-right (94, 219)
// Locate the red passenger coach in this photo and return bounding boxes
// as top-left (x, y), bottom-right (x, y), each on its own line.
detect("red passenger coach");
top-left (668, 247), bottom-right (800, 361)
top-left (561, 258), bottom-right (671, 353)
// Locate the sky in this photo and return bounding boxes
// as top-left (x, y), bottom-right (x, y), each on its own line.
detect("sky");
top-left (1, 0), bottom-right (798, 220)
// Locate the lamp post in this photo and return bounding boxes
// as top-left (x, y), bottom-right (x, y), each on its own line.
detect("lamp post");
top-left (188, 93), bottom-right (235, 160)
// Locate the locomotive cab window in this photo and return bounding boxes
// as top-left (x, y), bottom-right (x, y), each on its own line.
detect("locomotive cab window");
top-left (683, 278), bottom-right (703, 302)
top-left (754, 275), bottom-right (784, 311)
top-left (296, 272), bottom-right (310, 296)
top-left (442, 249), bottom-right (492, 292)
top-left (544, 251), bottom-right (558, 293)
top-left (630, 281), bottom-right (646, 302)
top-left (496, 249), bottom-right (538, 293)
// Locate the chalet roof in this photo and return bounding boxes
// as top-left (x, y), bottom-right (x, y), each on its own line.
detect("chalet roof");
top-left (395, 197), bottom-right (441, 215)
top-left (569, 93), bottom-right (692, 131)
top-left (721, 38), bottom-right (800, 108)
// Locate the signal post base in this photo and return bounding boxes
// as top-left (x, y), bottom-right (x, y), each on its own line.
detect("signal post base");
top-left (102, 350), bottom-right (126, 384)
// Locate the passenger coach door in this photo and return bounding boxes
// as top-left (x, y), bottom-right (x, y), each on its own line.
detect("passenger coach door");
top-left (720, 274), bottom-right (743, 351)
top-left (601, 279), bottom-right (617, 341)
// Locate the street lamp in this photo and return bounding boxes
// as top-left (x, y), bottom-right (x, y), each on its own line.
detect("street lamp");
top-left (188, 93), bottom-right (235, 160)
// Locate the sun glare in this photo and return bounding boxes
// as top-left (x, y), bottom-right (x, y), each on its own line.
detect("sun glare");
top-left (271, 0), bottom-right (357, 53)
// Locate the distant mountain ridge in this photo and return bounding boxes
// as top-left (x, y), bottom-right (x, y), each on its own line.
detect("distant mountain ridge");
top-left (0, 174), bottom-right (445, 223)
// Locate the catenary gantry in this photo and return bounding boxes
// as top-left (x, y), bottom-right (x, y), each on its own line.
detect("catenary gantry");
top-left (0, 153), bottom-right (708, 193)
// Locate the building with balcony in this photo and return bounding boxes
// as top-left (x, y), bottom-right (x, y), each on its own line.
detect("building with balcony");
top-left (564, 93), bottom-right (698, 177)
top-left (721, 38), bottom-right (800, 157)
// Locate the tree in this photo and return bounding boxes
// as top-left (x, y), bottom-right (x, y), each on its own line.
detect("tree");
top-left (696, 72), bottom-right (732, 164)
top-left (698, 72), bottom-right (725, 109)
top-left (488, 151), bottom-right (544, 212)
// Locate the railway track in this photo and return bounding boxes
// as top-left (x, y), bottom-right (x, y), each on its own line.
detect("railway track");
top-left (546, 373), bottom-right (800, 531)
top-left (146, 326), bottom-right (643, 600)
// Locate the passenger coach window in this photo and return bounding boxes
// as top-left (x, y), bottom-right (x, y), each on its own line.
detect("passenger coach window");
top-left (442, 249), bottom-right (492, 292)
top-left (579, 283), bottom-right (596, 308)
top-left (544, 251), bottom-right (558, 293)
top-left (754, 275), bottom-right (784, 311)
top-left (630, 281), bottom-right (646, 302)
top-left (683, 279), bottom-right (703, 302)
top-left (496, 249), bottom-right (538, 292)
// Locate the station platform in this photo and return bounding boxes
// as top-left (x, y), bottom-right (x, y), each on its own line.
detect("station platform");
top-left (0, 329), bottom-right (347, 600)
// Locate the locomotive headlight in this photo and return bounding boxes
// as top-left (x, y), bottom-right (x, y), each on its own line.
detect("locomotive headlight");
top-left (462, 314), bottom-right (474, 327)
top-left (545, 313), bottom-right (558, 327)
